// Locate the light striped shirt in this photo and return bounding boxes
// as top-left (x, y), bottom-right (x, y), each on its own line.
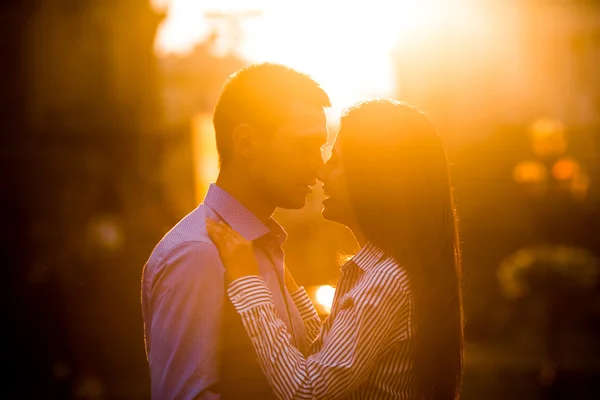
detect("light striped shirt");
top-left (228, 242), bottom-right (417, 399)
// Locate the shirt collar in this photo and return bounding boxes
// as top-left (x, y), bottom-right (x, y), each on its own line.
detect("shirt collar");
top-left (342, 242), bottom-right (386, 273)
top-left (204, 183), bottom-right (287, 244)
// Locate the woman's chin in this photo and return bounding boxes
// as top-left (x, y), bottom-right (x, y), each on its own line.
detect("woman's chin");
top-left (322, 199), bottom-right (353, 227)
top-left (321, 199), bottom-right (338, 222)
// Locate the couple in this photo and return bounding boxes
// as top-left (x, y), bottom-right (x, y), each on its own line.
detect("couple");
top-left (142, 63), bottom-right (464, 399)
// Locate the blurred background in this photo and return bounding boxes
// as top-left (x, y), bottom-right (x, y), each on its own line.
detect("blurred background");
top-left (2, 0), bottom-right (600, 398)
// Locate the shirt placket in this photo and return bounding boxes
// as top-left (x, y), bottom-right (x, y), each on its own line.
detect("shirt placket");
top-left (265, 240), bottom-right (297, 336)
top-left (274, 242), bottom-right (311, 354)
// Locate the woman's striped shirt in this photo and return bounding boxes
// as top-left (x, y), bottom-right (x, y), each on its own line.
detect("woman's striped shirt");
top-left (227, 242), bottom-right (417, 399)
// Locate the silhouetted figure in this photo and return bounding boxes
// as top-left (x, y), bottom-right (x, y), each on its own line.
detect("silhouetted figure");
top-left (208, 100), bottom-right (464, 399)
top-left (142, 63), bottom-right (331, 399)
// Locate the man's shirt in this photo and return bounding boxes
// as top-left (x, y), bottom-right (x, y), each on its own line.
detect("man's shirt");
top-left (141, 183), bottom-right (307, 399)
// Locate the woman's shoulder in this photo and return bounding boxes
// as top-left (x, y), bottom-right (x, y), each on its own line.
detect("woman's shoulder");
top-left (370, 255), bottom-right (412, 295)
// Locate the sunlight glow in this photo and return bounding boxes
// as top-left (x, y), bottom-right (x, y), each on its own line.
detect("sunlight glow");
top-left (315, 285), bottom-right (335, 313)
top-left (192, 113), bottom-right (219, 203)
top-left (150, 0), bottom-right (472, 113)
top-left (152, 0), bottom-right (500, 129)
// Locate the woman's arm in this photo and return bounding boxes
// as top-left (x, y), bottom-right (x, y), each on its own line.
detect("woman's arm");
top-left (285, 267), bottom-right (323, 345)
top-left (226, 272), bottom-right (408, 400)
top-left (206, 218), bottom-right (409, 399)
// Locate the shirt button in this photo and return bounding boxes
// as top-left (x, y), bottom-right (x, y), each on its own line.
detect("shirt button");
top-left (340, 296), bottom-right (354, 309)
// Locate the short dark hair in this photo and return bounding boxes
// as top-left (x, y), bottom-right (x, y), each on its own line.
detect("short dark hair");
top-left (213, 63), bottom-right (331, 166)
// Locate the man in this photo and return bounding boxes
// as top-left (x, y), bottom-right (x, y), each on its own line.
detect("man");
top-left (141, 63), bottom-right (331, 399)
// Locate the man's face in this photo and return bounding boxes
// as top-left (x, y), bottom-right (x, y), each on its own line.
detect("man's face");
top-left (249, 100), bottom-right (328, 209)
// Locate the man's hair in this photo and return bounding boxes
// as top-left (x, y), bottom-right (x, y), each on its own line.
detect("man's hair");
top-left (213, 63), bottom-right (331, 166)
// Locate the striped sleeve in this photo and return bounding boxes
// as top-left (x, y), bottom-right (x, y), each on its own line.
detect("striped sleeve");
top-left (290, 287), bottom-right (322, 345)
top-left (227, 271), bottom-right (408, 400)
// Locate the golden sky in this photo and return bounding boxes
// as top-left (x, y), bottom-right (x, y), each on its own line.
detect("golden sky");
top-left (150, 0), bottom-right (477, 111)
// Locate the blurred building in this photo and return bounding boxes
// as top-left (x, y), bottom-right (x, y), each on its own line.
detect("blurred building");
top-left (0, 0), bottom-right (179, 397)
top-left (392, 0), bottom-right (600, 313)
top-left (159, 38), bottom-right (244, 128)
top-left (158, 36), bottom-right (245, 203)
top-left (394, 1), bottom-right (600, 134)
top-left (391, 2), bottom-right (600, 397)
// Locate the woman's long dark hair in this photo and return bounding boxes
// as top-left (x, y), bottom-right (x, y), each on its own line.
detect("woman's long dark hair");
top-left (339, 100), bottom-right (464, 399)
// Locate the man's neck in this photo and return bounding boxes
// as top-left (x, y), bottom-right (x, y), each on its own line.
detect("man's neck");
top-left (216, 170), bottom-right (276, 223)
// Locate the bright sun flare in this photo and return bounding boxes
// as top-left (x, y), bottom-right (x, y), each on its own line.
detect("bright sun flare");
top-left (153, 0), bottom-right (496, 201)
top-left (150, 0), bottom-right (430, 112)
top-left (152, 0), bottom-right (485, 115)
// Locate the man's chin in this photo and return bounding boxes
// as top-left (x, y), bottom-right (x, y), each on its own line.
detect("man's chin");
top-left (277, 196), bottom-right (308, 210)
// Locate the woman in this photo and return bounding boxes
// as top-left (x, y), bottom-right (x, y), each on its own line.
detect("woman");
top-left (206, 99), bottom-right (464, 399)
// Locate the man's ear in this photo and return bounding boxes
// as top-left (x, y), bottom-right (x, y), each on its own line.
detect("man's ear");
top-left (231, 124), bottom-right (257, 160)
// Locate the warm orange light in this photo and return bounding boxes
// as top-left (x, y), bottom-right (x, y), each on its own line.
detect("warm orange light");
top-left (552, 158), bottom-right (579, 181)
top-left (530, 118), bottom-right (567, 158)
top-left (513, 160), bottom-right (547, 184)
top-left (571, 171), bottom-right (590, 201)
top-left (151, 0), bottom-right (482, 117)
top-left (315, 285), bottom-right (335, 314)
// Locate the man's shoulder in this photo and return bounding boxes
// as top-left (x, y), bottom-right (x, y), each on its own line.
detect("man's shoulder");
top-left (147, 204), bottom-right (218, 269)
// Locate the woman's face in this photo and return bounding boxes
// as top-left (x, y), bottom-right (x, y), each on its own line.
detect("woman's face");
top-left (317, 139), bottom-right (355, 226)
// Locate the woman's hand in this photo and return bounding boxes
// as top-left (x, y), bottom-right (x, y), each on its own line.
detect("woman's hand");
top-left (206, 218), bottom-right (260, 281)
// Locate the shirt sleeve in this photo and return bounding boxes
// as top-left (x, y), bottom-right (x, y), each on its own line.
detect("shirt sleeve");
top-left (146, 241), bottom-right (225, 400)
top-left (289, 287), bottom-right (323, 345)
top-left (227, 272), bottom-right (409, 400)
